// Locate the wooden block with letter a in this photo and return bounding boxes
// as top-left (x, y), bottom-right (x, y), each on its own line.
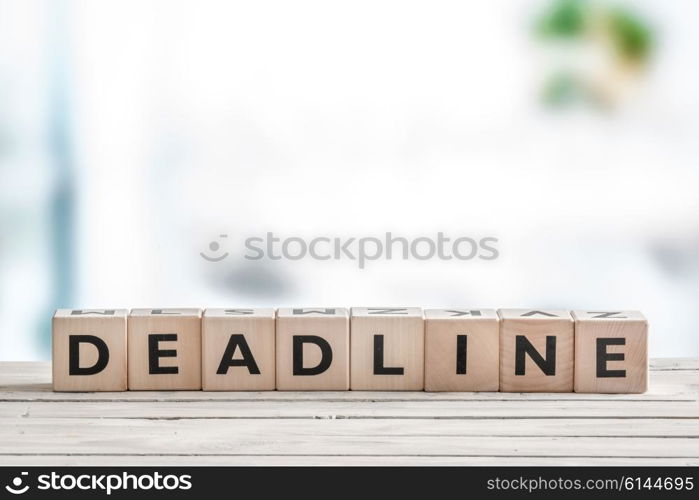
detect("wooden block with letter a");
top-left (202, 308), bottom-right (276, 391)
top-left (350, 307), bottom-right (424, 391)
top-left (276, 308), bottom-right (349, 390)
top-left (498, 309), bottom-right (574, 392)
top-left (128, 308), bottom-right (202, 390)
top-left (572, 310), bottom-right (648, 393)
top-left (424, 309), bottom-right (499, 391)
top-left (52, 309), bottom-right (127, 392)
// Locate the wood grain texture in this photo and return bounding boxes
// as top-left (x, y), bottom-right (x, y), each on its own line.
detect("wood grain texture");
top-left (128, 309), bottom-right (202, 390)
top-left (0, 361), bottom-right (696, 465)
top-left (52, 309), bottom-right (128, 392)
top-left (424, 309), bottom-right (499, 391)
top-left (2, 399), bottom-right (698, 419)
top-left (498, 309), bottom-right (574, 392)
top-left (202, 308), bottom-right (276, 391)
top-left (1, 420), bottom-right (697, 458)
top-left (2, 456), bottom-right (696, 466)
top-left (350, 308), bottom-right (424, 391)
top-left (573, 310), bottom-right (648, 393)
top-left (276, 308), bottom-right (350, 391)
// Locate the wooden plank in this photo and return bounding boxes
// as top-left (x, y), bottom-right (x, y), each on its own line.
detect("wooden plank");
top-left (5, 417), bottom-right (696, 437)
top-left (0, 419), bottom-right (696, 457)
top-left (0, 371), bottom-right (696, 402)
top-left (2, 400), bottom-right (697, 419)
top-left (1, 360), bottom-right (697, 466)
top-left (1, 390), bottom-right (695, 402)
top-left (2, 389), bottom-right (696, 402)
top-left (649, 358), bottom-right (699, 370)
top-left (0, 455), bottom-right (696, 466)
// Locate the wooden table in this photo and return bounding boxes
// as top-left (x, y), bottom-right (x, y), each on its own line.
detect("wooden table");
top-left (0, 360), bottom-right (697, 466)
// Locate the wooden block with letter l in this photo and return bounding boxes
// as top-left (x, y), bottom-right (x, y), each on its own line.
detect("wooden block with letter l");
top-left (52, 309), bottom-right (127, 392)
top-left (572, 310), bottom-right (648, 393)
top-left (128, 308), bottom-right (202, 390)
top-left (202, 308), bottom-right (276, 391)
top-left (350, 307), bottom-right (424, 391)
top-left (424, 309), bottom-right (499, 392)
top-left (498, 309), bottom-right (574, 392)
top-left (276, 308), bottom-right (349, 390)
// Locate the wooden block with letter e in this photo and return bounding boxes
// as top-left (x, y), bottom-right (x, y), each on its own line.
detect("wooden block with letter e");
top-left (276, 308), bottom-right (349, 390)
top-left (128, 308), bottom-right (202, 390)
top-left (202, 308), bottom-right (276, 391)
top-left (350, 307), bottom-right (424, 391)
top-left (498, 309), bottom-right (574, 392)
top-left (424, 309), bottom-right (499, 392)
top-left (52, 309), bottom-right (127, 392)
top-left (572, 310), bottom-right (648, 393)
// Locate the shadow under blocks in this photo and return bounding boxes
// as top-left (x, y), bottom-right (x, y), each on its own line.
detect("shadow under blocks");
top-left (51, 308), bottom-right (648, 393)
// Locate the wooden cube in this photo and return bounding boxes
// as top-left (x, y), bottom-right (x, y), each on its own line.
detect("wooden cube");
top-left (350, 307), bottom-right (424, 390)
top-left (424, 309), bottom-right (499, 391)
top-left (499, 309), bottom-right (574, 392)
top-left (276, 308), bottom-right (349, 390)
top-left (128, 308), bottom-right (202, 390)
top-left (202, 308), bottom-right (276, 391)
top-left (573, 310), bottom-right (648, 393)
top-left (52, 309), bottom-right (127, 392)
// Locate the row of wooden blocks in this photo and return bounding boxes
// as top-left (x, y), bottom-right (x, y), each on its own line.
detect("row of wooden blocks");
top-left (52, 308), bottom-right (648, 393)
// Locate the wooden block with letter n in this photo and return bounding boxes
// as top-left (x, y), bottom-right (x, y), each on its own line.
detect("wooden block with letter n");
top-left (128, 308), bottom-right (202, 390)
top-left (350, 307), bottom-right (424, 391)
top-left (498, 309), bottom-right (574, 392)
top-left (424, 309), bottom-right (499, 391)
top-left (276, 308), bottom-right (349, 390)
top-left (573, 310), bottom-right (648, 393)
top-left (52, 309), bottom-right (127, 392)
top-left (202, 308), bottom-right (276, 391)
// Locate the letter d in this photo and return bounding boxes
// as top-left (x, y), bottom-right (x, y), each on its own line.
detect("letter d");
top-left (69, 335), bottom-right (110, 375)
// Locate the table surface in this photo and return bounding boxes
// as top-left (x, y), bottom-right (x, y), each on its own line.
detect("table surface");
top-left (0, 360), bottom-right (697, 466)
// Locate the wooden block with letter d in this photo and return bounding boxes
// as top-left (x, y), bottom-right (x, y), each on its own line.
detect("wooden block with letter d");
top-left (128, 308), bottom-right (202, 390)
top-left (276, 308), bottom-right (349, 390)
top-left (202, 308), bottom-right (276, 391)
top-left (498, 309), bottom-right (574, 392)
top-left (573, 310), bottom-right (648, 393)
top-left (424, 309), bottom-right (499, 391)
top-left (52, 309), bottom-right (127, 392)
top-left (350, 307), bottom-right (424, 390)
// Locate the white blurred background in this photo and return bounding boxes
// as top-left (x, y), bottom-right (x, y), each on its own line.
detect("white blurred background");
top-left (1, 0), bottom-right (698, 360)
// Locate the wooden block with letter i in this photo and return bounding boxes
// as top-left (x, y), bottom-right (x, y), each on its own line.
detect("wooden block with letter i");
top-left (202, 308), bottom-right (276, 391)
top-left (573, 310), bottom-right (648, 393)
top-left (424, 309), bottom-right (499, 391)
top-left (128, 308), bottom-right (202, 390)
top-left (52, 309), bottom-right (127, 392)
top-left (350, 307), bottom-right (424, 391)
top-left (276, 308), bottom-right (349, 390)
top-left (498, 309), bottom-right (574, 392)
